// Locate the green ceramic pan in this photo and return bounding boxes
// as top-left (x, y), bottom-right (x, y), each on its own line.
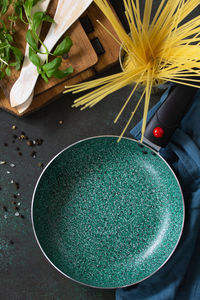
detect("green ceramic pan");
top-left (32, 135), bottom-right (184, 288)
top-left (32, 84), bottom-right (196, 288)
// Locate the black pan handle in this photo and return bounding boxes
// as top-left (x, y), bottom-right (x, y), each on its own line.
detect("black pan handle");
top-left (144, 84), bottom-right (198, 148)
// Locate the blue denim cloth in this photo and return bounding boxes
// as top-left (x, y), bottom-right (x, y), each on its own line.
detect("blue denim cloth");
top-left (116, 88), bottom-right (200, 300)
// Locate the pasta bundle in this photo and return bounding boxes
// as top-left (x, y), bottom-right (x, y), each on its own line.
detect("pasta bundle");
top-left (64, 0), bottom-right (200, 141)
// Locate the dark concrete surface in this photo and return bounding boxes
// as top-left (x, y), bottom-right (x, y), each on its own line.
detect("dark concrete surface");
top-left (0, 1), bottom-right (164, 299)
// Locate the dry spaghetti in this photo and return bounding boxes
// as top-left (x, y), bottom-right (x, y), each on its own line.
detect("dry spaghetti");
top-left (64, 0), bottom-right (200, 141)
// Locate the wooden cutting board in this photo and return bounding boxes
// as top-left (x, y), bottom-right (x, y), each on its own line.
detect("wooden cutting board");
top-left (0, 1), bottom-right (120, 116)
top-left (0, 20), bottom-right (98, 99)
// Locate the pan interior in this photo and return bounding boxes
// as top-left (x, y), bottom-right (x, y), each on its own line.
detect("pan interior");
top-left (33, 137), bottom-right (184, 288)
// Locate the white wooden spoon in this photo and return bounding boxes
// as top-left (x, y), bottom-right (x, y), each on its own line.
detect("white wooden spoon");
top-left (15, 0), bottom-right (51, 114)
top-left (10, 0), bottom-right (93, 108)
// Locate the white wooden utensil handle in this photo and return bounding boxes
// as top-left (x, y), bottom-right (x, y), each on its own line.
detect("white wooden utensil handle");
top-left (12, 0), bottom-right (51, 110)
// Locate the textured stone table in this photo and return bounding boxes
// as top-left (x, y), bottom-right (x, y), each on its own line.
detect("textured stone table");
top-left (0, 1), bottom-right (163, 299)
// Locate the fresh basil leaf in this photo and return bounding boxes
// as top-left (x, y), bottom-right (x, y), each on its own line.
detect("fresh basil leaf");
top-left (44, 68), bottom-right (56, 78)
top-left (0, 19), bottom-right (7, 31)
top-left (32, 12), bottom-right (54, 32)
top-left (32, 11), bottom-right (44, 32)
top-left (42, 57), bottom-right (62, 73)
top-left (11, 46), bottom-right (23, 62)
top-left (16, 63), bottom-right (21, 70)
top-left (52, 37), bottom-right (73, 56)
top-left (37, 66), bottom-right (42, 74)
top-left (5, 33), bottom-right (13, 42)
top-left (5, 45), bottom-right (11, 62)
top-left (13, 61), bottom-right (21, 70)
top-left (0, 42), bottom-right (9, 50)
top-left (10, 46), bottom-right (23, 70)
top-left (47, 66), bottom-right (73, 79)
top-left (5, 66), bottom-right (11, 76)
top-left (14, 4), bottom-right (24, 22)
top-left (42, 14), bottom-right (54, 24)
top-left (0, 71), bottom-right (5, 79)
top-left (10, 61), bottom-right (20, 69)
top-left (26, 29), bottom-right (38, 51)
top-left (24, 0), bottom-right (34, 18)
top-left (41, 71), bottom-right (48, 82)
top-left (29, 47), bottom-right (41, 68)
top-left (0, 0), bottom-right (11, 15)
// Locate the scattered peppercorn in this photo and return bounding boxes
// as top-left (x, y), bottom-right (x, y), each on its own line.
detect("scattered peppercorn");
top-left (26, 140), bottom-right (33, 147)
top-left (11, 181), bottom-right (19, 189)
top-left (9, 240), bottom-right (14, 245)
top-left (20, 132), bottom-right (28, 140)
top-left (1, 128), bottom-right (45, 225)
top-left (35, 138), bottom-right (43, 146)
top-left (31, 151), bottom-right (37, 158)
top-left (19, 134), bottom-right (25, 140)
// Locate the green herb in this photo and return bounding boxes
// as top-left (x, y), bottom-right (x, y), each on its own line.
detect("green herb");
top-left (0, 0), bottom-right (12, 15)
top-left (0, 20), bottom-right (23, 79)
top-left (29, 46), bottom-right (40, 67)
top-left (52, 37), bottom-right (73, 56)
top-left (26, 29), bottom-right (38, 51)
top-left (0, 0), bottom-right (73, 82)
top-left (32, 11), bottom-right (54, 32)
top-left (23, 0), bottom-right (73, 82)
top-left (42, 56), bottom-right (73, 79)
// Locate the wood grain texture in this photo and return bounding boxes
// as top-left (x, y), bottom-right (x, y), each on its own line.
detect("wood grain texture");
top-left (84, 3), bottom-right (121, 73)
top-left (0, 68), bottom-right (95, 116)
top-left (0, 20), bottom-right (98, 99)
top-left (0, 1), bottom-right (120, 116)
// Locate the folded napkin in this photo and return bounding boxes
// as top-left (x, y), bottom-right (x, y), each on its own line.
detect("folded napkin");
top-left (116, 87), bottom-right (200, 300)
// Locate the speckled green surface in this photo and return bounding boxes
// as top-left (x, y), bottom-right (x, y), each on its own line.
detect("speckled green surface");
top-left (33, 136), bottom-right (184, 288)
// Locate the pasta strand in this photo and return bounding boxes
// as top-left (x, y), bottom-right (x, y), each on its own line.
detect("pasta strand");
top-left (63, 0), bottom-right (200, 141)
